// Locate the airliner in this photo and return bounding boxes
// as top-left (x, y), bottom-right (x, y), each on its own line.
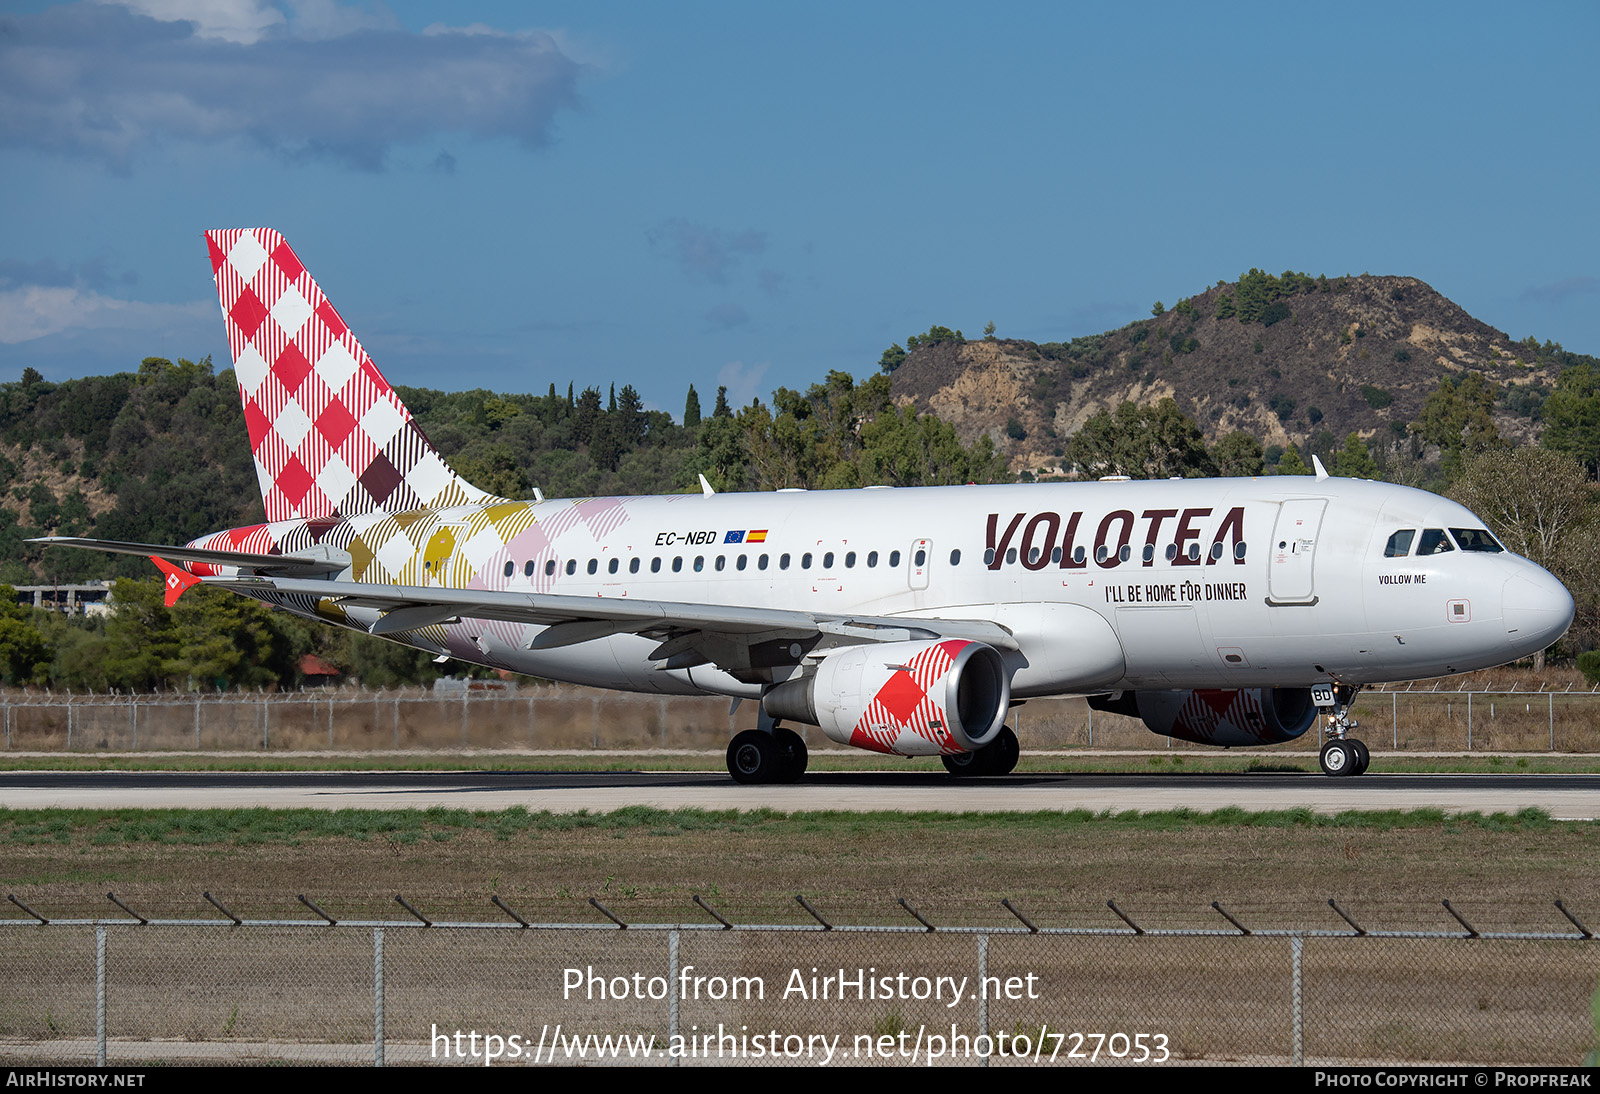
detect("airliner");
top-left (33, 229), bottom-right (1576, 782)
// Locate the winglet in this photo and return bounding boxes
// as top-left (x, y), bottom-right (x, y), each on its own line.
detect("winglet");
top-left (699, 474), bottom-right (716, 496)
top-left (1312, 455), bottom-right (1330, 481)
top-left (150, 557), bottom-right (202, 606)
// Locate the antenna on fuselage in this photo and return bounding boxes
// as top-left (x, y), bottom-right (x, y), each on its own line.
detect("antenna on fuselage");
top-left (699, 474), bottom-right (716, 496)
top-left (1312, 455), bottom-right (1330, 481)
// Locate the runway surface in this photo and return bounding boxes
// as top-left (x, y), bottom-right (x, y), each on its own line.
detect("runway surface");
top-left (2, 770), bottom-right (1598, 818)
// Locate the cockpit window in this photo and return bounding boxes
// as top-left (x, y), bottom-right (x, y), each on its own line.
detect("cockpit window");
top-left (1450, 528), bottom-right (1504, 553)
top-left (1384, 530), bottom-right (1416, 557)
top-left (1416, 528), bottom-right (1455, 555)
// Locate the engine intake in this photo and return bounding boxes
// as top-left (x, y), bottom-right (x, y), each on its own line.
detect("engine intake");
top-left (764, 639), bottom-right (1010, 756)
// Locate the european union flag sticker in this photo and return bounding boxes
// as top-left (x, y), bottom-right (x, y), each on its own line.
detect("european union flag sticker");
top-left (724, 530), bottom-right (745, 544)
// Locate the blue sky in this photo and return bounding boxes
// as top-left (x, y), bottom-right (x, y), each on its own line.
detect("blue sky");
top-left (2, 1), bottom-right (1597, 415)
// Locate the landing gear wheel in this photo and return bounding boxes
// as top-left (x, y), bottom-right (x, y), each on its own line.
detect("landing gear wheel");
top-left (774, 727), bottom-right (808, 782)
top-left (942, 749), bottom-right (988, 777)
top-left (989, 726), bottom-right (1020, 776)
top-left (727, 729), bottom-right (780, 784)
top-left (1319, 739), bottom-right (1355, 778)
top-left (942, 727), bottom-right (1020, 778)
top-left (1348, 738), bottom-right (1370, 776)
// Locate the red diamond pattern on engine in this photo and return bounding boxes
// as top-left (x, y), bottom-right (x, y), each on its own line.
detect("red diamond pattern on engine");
top-left (1174, 688), bottom-right (1266, 744)
top-left (850, 639), bottom-right (970, 755)
top-left (206, 228), bottom-right (491, 524)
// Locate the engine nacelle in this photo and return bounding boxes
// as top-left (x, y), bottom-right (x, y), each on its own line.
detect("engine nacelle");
top-left (1092, 687), bottom-right (1318, 746)
top-left (763, 639), bottom-right (1010, 756)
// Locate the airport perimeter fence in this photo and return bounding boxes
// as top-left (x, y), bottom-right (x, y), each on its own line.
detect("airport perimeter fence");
top-left (3, 683), bottom-right (1600, 755)
top-left (1, 900), bottom-right (1597, 1067)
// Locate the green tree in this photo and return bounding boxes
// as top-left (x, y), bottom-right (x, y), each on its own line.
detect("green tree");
top-left (1334, 433), bottom-right (1379, 479)
top-left (878, 344), bottom-right (908, 374)
top-left (1411, 373), bottom-right (1501, 478)
top-left (1273, 445), bottom-right (1312, 475)
top-left (1212, 431), bottom-right (1264, 477)
top-left (1067, 400), bottom-right (1216, 480)
top-left (1540, 364), bottom-right (1600, 476)
top-left (683, 384), bottom-right (702, 428)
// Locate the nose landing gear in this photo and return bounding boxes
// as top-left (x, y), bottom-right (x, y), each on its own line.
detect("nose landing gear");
top-left (1318, 684), bottom-right (1371, 777)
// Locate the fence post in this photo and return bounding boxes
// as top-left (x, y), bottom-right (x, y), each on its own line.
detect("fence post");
top-left (667, 929), bottom-right (680, 1068)
top-left (1550, 693), bottom-right (1555, 751)
top-left (1467, 692), bottom-right (1473, 750)
top-left (194, 696), bottom-right (200, 749)
top-left (1291, 935), bottom-right (1303, 1067)
top-left (1392, 691), bottom-right (1397, 749)
top-left (461, 690), bottom-right (469, 747)
top-left (373, 927), bottom-right (385, 1067)
top-left (1087, 701), bottom-right (1093, 747)
top-left (96, 925), bottom-right (107, 1067)
top-left (977, 933), bottom-right (990, 1067)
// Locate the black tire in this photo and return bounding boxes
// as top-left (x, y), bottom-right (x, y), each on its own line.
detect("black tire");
top-left (774, 727), bottom-right (808, 782)
top-left (727, 729), bottom-right (779, 784)
top-left (942, 748), bottom-right (990, 777)
top-left (1349, 738), bottom-right (1370, 776)
top-left (990, 726), bottom-right (1020, 776)
top-left (1319, 739), bottom-right (1354, 778)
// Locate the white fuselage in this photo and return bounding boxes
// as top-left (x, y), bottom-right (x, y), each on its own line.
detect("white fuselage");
top-left (224, 475), bottom-right (1574, 699)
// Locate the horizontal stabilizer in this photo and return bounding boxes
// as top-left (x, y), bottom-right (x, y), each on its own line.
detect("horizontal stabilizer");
top-left (30, 537), bottom-right (349, 577)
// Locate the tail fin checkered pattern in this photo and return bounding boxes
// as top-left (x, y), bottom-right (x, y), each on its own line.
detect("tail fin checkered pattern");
top-left (206, 228), bottom-right (492, 524)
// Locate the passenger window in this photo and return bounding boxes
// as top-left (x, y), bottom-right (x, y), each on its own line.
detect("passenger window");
top-left (1234, 542), bottom-right (1247, 560)
top-left (1450, 528), bottom-right (1504, 553)
top-left (1052, 546), bottom-right (1063, 563)
top-left (565, 559), bottom-right (577, 575)
top-left (737, 555), bottom-right (748, 571)
top-left (503, 560), bottom-right (514, 578)
top-left (984, 548), bottom-right (996, 565)
top-left (890, 551), bottom-right (901, 567)
top-left (1142, 544), bottom-right (1155, 563)
top-left (1027, 546), bottom-right (1040, 565)
top-left (916, 548), bottom-right (928, 566)
top-left (949, 549), bottom-right (961, 565)
top-left (524, 560), bottom-right (536, 577)
top-left (759, 554), bottom-right (769, 570)
top-left (868, 551), bottom-right (879, 567)
top-left (1004, 548), bottom-right (1015, 565)
top-left (780, 553), bottom-right (791, 570)
top-left (802, 553), bottom-right (813, 569)
top-left (629, 557), bottom-right (640, 574)
top-left (1187, 543), bottom-right (1201, 561)
top-left (694, 556), bottom-right (705, 572)
top-left (672, 557), bottom-right (683, 572)
top-left (608, 558), bottom-right (619, 574)
top-left (651, 557), bottom-right (662, 573)
top-left (1120, 545), bottom-right (1132, 563)
top-left (715, 555), bottom-right (726, 571)
top-left (823, 552), bottom-right (835, 568)
top-left (1165, 544), bottom-right (1177, 561)
top-left (587, 559), bottom-right (598, 575)
top-left (1095, 545), bottom-right (1109, 563)
top-left (1208, 542), bottom-right (1223, 561)
top-left (1384, 530), bottom-right (1416, 558)
top-left (845, 551), bottom-right (856, 568)
top-left (1074, 546), bottom-right (1087, 564)
top-left (1416, 529), bottom-right (1455, 555)
top-left (545, 559), bottom-right (557, 576)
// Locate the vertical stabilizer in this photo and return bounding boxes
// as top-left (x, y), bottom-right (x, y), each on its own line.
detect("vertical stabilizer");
top-left (206, 228), bottom-right (493, 523)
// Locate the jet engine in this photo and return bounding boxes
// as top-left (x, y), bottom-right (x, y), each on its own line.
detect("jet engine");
top-left (1090, 687), bottom-right (1318, 746)
top-left (763, 639), bottom-right (1010, 756)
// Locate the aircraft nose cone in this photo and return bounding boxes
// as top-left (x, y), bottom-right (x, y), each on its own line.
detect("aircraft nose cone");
top-left (1502, 568), bottom-right (1575, 654)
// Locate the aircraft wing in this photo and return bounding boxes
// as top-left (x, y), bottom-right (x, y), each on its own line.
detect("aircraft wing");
top-left (29, 536), bottom-right (348, 577)
top-left (203, 574), bottom-right (1020, 669)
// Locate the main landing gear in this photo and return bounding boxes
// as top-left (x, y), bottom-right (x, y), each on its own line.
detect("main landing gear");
top-left (1318, 684), bottom-right (1371, 778)
top-left (726, 725), bottom-right (808, 785)
top-left (942, 726), bottom-right (1020, 777)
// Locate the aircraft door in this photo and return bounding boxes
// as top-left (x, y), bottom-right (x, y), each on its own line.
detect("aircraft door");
top-left (1268, 500), bottom-right (1326, 604)
top-left (907, 539), bottom-right (931, 590)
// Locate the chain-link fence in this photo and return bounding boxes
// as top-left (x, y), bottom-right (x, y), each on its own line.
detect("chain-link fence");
top-left (3, 902), bottom-right (1596, 1066)
top-left (6, 684), bottom-right (1600, 755)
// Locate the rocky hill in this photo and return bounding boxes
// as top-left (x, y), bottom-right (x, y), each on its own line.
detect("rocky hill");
top-left (888, 273), bottom-right (1560, 475)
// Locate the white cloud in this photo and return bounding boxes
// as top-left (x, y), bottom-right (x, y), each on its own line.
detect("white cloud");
top-left (0, 284), bottom-right (210, 344)
top-left (0, 2), bottom-right (586, 171)
top-left (647, 219), bottom-right (767, 284)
